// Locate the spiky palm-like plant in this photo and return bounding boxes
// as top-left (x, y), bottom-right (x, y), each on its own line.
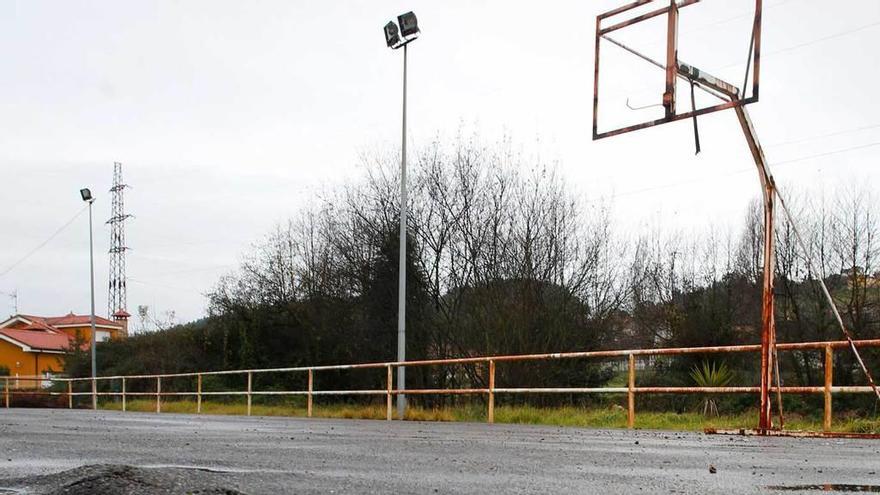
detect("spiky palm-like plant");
top-left (690, 361), bottom-right (735, 416)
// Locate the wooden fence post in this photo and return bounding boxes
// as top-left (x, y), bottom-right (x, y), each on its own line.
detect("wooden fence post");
top-left (68, 380), bottom-right (73, 409)
top-left (627, 354), bottom-right (636, 429)
top-left (156, 377), bottom-right (161, 413)
top-left (92, 378), bottom-right (97, 410)
top-left (247, 372), bottom-right (253, 416)
top-left (488, 360), bottom-right (496, 424)
top-left (122, 377), bottom-right (126, 412)
top-left (386, 365), bottom-right (393, 421)
top-left (824, 345), bottom-right (833, 432)
top-left (307, 369), bottom-right (313, 418)
top-left (197, 374), bottom-right (202, 414)
top-left (4, 378), bottom-right (8, 408)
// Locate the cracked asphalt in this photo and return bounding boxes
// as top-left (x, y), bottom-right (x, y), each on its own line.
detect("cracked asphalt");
top-left (1, 409), bottom-right (878, 494)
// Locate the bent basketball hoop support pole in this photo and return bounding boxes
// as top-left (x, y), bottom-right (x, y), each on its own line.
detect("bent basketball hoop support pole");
top-left (691, 74), bottom-right (780, 433)
top-left (734, 104), bottom-right (777, 433)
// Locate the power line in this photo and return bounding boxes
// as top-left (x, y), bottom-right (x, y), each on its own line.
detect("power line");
top-left (127, 277), bottom-right (202, 293)
top-left (697, 18), bottom-right (880, 79)
top-left (768, 19), bottom-right (880, 57)
top-left (142, 264), bottom-right (234, 278)
top-left (0, 205), bottom-right (88, 278)
top-left (609, 168), bottom-right (750, 201)
top-left (136, 238), bottom-right (237, 250)
top-left (128, 251), bottom-right (228, 265)
top-left (765, 123), bottom-right (880, 148)
top-left (604, 139), bottom-right (880, 201)
top-left (772, 140), bottom-right (880, 166)
top-left (604, 15), bottom-right (880, 100)
top-left (679, 0), bottom-right (794, 38)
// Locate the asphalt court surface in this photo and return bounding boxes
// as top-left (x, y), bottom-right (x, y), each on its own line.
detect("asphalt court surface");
top-left (1, 409), bottom-right (879, 493)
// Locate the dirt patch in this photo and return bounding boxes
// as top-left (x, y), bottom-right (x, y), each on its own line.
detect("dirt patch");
top-left (0, 464), bottom-right (246, 495)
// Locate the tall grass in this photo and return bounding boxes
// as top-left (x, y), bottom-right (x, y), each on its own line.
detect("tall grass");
top-left (96, 399), bottom-right (880, 433)
top-left (100, 399), bottom-right (455, 421)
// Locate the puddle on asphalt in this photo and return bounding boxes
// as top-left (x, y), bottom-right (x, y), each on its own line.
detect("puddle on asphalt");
top-left (768, 485), bottom-right (880, 492)
top-left (142, 464), bottom-right (288, 474)
top-left (142, 464), bottom-right (234, 474)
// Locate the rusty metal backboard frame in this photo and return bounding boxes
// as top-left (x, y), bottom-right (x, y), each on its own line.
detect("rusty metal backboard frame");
top-left (592, 0), bottom-right (762, 140)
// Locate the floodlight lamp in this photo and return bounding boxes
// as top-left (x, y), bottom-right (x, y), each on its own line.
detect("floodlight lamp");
top-left (80, 188), bottom-right (93, 202)
top-left (384, 21), bottom-right (400, 48)
top-left (398, 11), bottom-right (419, 38)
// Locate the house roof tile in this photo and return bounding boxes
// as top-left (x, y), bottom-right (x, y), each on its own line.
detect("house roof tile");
top-left (42, 313), bottom-right (120, 328)
top-left (0, 328), bottom-right (73, 352)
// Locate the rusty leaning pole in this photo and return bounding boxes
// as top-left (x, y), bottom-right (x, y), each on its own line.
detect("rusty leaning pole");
top-left (735, 105), bottom-right (777, 432)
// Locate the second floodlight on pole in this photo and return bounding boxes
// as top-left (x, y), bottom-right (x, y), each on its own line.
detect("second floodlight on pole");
top-left (398, 12), bottom-right (419, 38)
top-left (384, 11), bottom-right (419, 49)
top-left (384, 21), bottom-right (400, 47)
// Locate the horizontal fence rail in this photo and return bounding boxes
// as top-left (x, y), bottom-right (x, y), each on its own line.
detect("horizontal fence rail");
top-left (4, 339), bottom-right (880, 431)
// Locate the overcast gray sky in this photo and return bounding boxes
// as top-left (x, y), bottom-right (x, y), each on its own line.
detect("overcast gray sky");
top-left (2, 0), bottom-right (879, 328)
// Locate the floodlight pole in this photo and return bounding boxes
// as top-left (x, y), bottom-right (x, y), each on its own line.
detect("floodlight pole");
top-left (87, 197), bottom-right (97, 410)
top-left (396, 41), bottom-right (409, 420)
top-left (385, 12), bottom-right (419, 420)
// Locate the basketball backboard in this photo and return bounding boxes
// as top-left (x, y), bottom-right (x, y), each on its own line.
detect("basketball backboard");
top-left (592, 0), bottom-right (763, 140)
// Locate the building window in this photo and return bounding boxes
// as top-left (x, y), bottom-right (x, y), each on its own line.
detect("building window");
top-left (95, 330), bottom-right (111, 342)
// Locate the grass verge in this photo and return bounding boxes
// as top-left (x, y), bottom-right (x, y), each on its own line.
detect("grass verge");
top-left (96, 399), bottom-right (880, 434)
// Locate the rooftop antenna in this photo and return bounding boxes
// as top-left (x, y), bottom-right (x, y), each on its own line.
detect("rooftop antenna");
top-left (107, 162), bottom-right (132, 332)
top-left (1, 289), bottom-right (17, 315)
